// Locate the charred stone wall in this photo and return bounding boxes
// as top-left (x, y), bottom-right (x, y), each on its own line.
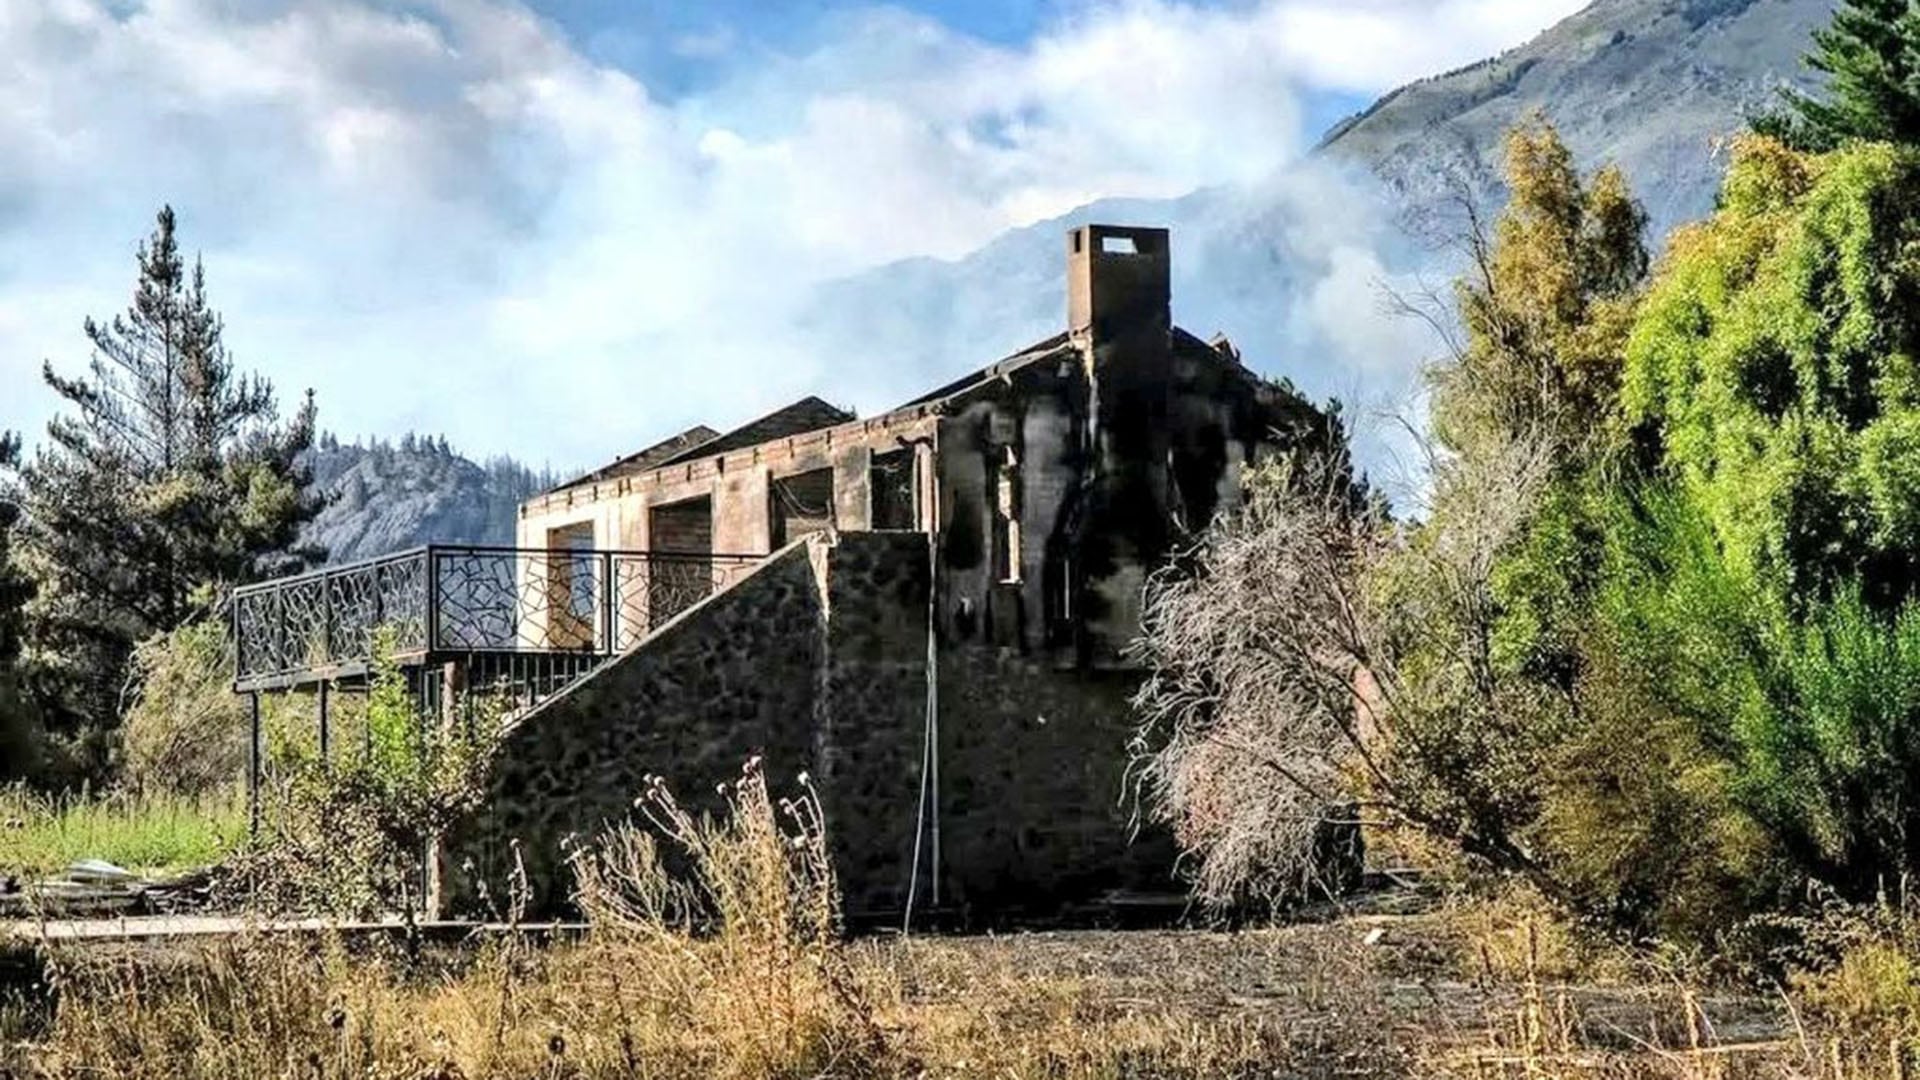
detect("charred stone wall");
top-left (919, 319), bottom-right (1305, 912)
top-left (932, 646), bottom-right (1179, 914)
top-left (445, 543), bottom-right (829, 913)
top-left (811, 532), bottom-right (933, 916)
top-left (445, 533), bottom-right (935, 917)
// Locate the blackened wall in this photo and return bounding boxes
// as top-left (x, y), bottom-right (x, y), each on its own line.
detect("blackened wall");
top-left (446, 543), bottom-right (828, 912)
top-left (811, 532), bottom-right (932, 916)
top-left (933, 646), bottom-right (1179, 914)
top-left (933, 331), bottom-right (1295, 667)
top-left (446, 533), bottom-right (935, 917)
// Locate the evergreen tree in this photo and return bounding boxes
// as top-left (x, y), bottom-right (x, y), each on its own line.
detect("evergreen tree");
top-left (0, 431), bottom-right (40, 777)
top-left (12, 206), bottom-right (323, 777)
top-left (0, 434), bottom-right (28, 661)
top-left (1756, 0), bottom-right (1920, 151)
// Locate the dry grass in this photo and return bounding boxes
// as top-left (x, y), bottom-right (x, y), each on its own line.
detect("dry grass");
top-left (0, 762), bottom-right (1335, 1078)
top-left (0, 768), bottom-right (1912, 1078)
top-left (5, 933), bottom-right (1337, 1079)
top-left (0, 919), bottom-right (1884, 1079)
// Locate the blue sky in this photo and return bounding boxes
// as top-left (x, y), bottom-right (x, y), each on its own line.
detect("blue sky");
top-left (0, 0), bottom-right (1586, 470)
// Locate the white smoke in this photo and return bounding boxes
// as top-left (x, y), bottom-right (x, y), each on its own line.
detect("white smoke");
top-left (0, 0), bottom-right (1578, 471)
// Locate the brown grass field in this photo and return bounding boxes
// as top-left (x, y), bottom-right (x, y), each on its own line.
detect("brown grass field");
top-left (0, 902), bottom-right (1842, 1079)
top-left (0, 769), bottom-right (1895, 1079)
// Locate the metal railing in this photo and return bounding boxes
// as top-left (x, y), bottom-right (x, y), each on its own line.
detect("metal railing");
top-left (233, 544), bottom-right (763, 686)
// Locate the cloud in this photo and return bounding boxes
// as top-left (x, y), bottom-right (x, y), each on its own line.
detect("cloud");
top-left (0, 0), bottom-right (1582, 471)
top-left (1260, 0), bottom-right (1589, 91)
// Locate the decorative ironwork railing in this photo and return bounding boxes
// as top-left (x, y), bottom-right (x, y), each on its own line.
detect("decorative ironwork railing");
top-left (232, 545), bottom-right (762, 686)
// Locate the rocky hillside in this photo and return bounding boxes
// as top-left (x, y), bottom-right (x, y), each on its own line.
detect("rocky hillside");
top-left (1318, 0), bottom-right (1833, 238)
top-left (301, 433), bottom-right (558, 564)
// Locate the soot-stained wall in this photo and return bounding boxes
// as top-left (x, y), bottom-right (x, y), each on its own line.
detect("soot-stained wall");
top-left (933, 646), bottom-right (1180, 914)
top-left (932, 330), bottom-right (1298, 668)
top-left (811, 532), bottom-right (933, 916)
top-left (446, 533), bottom-right (936, 916)
top-left (445, 543), bottom-right (829, 913)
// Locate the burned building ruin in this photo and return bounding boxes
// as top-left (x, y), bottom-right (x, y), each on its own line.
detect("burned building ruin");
top-left (231, 225), bottom-right (1335, 918)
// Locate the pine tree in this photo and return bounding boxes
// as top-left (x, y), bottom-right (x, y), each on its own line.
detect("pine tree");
top-left (0, 434), bottom-right (28, 662)
top-left (1756, 0), bottom-right (1920, 151)
top-left (13, 206), bottom-right (323, 776)
top-left (0, 431), bottom-right (40, 777)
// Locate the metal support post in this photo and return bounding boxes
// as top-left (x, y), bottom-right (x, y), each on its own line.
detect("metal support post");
top-left (318, 680), bottom-right (331, 766)
top-left (248, 691), bottom-right (262, 839)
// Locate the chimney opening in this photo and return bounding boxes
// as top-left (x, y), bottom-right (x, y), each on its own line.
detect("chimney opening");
top-left (1100, 235), bottom-right (1138, 255)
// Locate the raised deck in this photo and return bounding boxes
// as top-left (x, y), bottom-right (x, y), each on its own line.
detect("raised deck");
top-left (230, 544), bottom-right (762, 692)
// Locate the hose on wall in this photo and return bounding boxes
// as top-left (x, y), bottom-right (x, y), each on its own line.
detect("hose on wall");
top-left (902, 509), bottom-right (941, 932)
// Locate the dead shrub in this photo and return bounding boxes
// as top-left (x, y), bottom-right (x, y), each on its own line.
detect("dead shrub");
top-left (567, 757), bottom-right (889, 1077)
top-left (118, 620), bottom-right (251, 797)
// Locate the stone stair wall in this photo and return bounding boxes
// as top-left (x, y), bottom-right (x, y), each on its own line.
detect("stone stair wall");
top-left (443, 532), bottom-right (933, 916)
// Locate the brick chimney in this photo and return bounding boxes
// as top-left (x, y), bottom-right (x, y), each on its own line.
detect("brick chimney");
top-left (1066, 224), bottom-right (1170, 349)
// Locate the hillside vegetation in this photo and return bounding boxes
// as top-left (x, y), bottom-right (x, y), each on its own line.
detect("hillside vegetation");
top-left (302, 433), bottom-right (557, 564)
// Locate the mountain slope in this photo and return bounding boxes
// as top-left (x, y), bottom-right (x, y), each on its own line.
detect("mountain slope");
top-left (301, 434), bottom-right (558, 564)
top-left (1319, 0), bottom-right (1833, 237)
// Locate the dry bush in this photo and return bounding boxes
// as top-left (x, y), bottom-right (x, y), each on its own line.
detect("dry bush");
top-left (16, 755), bottom-right (1848, 1080)
top-left (1440, 885), bottom-right (1641, 986)
top-left (1760, 894), bottom-right (1920, 1074)
top-left (1131, 430), bottom-right (1566, 910)
top-left (1128, 453), bottom-right (1386, 908)
top-left (1791, 940), bottom-right (1920, 1056)
top-left (119, 618), bottom-right (323, 798)
top-left (565, 757), bottom-right (889, 1078)
top-left (118, 620), bottom-right (250, 796)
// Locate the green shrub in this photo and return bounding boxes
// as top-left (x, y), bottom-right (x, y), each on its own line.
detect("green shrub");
top-left (228, 630), bottom-right (494, 916)
top-left (1515, 137), bottom-right (1920, 937)
top-left (1564, 480), bottom-right (1920, 931)
top-left (1623, 137), bottom-right (1920, 611)
top-left (1753, 588), bottom-right (1920, 894)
